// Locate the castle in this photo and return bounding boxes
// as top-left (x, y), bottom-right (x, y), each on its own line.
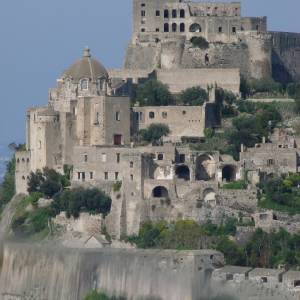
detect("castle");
top-left (15, 1), bottom-right (300, 240)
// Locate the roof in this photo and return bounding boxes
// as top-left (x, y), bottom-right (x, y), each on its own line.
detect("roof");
top-left (62, 47), bottom-right (108, 82)
top-left (215, 266), bottom-right (253, 275)
top-left (249, 268), bottom-right (285, 277)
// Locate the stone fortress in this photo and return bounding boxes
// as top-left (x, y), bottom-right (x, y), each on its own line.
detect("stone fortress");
top-left (12, 2), bottom-right (300, 299)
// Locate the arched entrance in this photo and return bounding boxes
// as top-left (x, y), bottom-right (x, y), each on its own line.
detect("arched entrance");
top-left (196, 155), bottom-right (215, 181)
top-left (222, 165), bottom-right (236, 182)
top-left (189, 23), bottom-right (202, 32)
top-left (203, 188), bottom-right (216, 203)
top-left (152, 186), bottom-right (169, 198)
top-left (176, 165), bottom-right (190, 181)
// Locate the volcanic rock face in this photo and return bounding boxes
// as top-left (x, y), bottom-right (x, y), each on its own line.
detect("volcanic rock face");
top-left (0, 243), bottom-right (223, 300)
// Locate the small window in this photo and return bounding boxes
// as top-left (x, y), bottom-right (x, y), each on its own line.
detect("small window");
top-left (130, 161), bottom-right (134, 168)
top-left (157, 153), bottom-right (164, 160)
top-left (267, 159), bottom-right (274, 166)
top-left (115, 172), bottom-right (119, 180)
top-left (256, 24), bottom-right (259, 31)
top-left (180, 9), bottom-right (185, 18)
top-left (172, 9), bottom-right (177, 18)
top-left (182, 110), bottom-right (186, 115)
top-left (218, 26), bottom-right (222, 33)
top-left (232, 27), bottom-right (236, 34)
top-left (141, 3), bottom-right (145, 7)
top-left (226, 274), bottom-right (234, 281)
top-left (162, 112), bottom-right (168, 119)
top-left (141, 10), bottom-right (146, 17)
top-left (78, 173), bottom-right (81, 180)
top-left (141, 28), bottom-right (145, 32)
top-left (82, 172), bottom-right (86, 182)
top-left (80, 79), bottom-right (88, 90)
top-left (130, 174), bottom-right (134, 181)
top-left (261, 277), bottom-right (268, 283)
top-left (156, 10), bottom-right (160, 17)
top-left (17, 158), bottom-right (20, 163)
top-left (102, 153), bottom-right (107, 162)
top-left (180, 23), bottom-right (185, 32)
top-left (90, 172), bottom-right (93, 180)
top-left (164, 9), bottom-right (169, 18)
top-left (104, 172), bottom-right (108, 180)
top-left (84, 154), bottom-right (88, 162)
top-left (179, 154), bottom-right (185, 163)
top-left (172, 23), bottom-right (177, 32)
top-left (141, 20), bottom-right (145, 25)
top-left (164, 23), bottom-right (169, 32)
top-left (116, 111), bottom-right (121, 121)
top-left (149, 112), bottom-right (155, 119)
top-left (156, 28), bottom-right (160, 32)
top-left (116, 153), bottom-right (120, 163)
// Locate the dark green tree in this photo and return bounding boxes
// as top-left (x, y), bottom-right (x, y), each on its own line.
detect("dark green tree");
top-left (139, 124), bottom-right (170, 145)
top-left (179, 86), bottom-right (208, 106)
top-left (135, 79), bottom-right (174, 106)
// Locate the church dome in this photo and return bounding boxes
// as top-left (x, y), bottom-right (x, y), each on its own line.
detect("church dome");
top-left (62, 47), bottom-right (108, 82)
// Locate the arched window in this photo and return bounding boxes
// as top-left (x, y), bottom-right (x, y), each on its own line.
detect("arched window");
top-left (180, 23), bottom-right (185, 32)
top-left (180, 9), bottom-right (185, 18)
top-left (149, 112), bottom-right (155, 119)
top-left (222, 165), bottom-right (236, 182)
top-left (189, 23), bottom-right (202, 33)
top-left (172, 9), bottom-right (177, 18)
top-left (164, 9), bottom-right (169, 18)
top-left (164, 23), bottom-right (169, 32)
top-left (176, 165), bottom-right (190, 181)
top-left (172, 23), bottom-right (177, 32)
top-left (65, 78), bottom-right (72, 89)
top-left (80, 79), bottom-right (88, 90)
top-left (152, 186), bottom-right (169, 198)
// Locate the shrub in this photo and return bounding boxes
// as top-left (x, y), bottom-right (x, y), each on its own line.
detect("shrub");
top-left (84, 291), bottom-right (126, 300)
top-left (222, 180), bottom-right (247, 190)
top-left (134, 79), bottom-right (174, 106)
top-left (179, 86), bottom-right (208, 106)
top-left (113, 181), bottom-right (122, 192)
top-left (0, 157), bottom-right (15, 210)
top-left (190, 37), bottom-right (209, 49)
top-left (139, 124), bottom-right (170, 145)
top-left (52, 188), bottom-right (112, 218)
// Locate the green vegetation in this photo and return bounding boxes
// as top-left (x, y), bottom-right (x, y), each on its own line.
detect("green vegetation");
top-left (133, 79), bottom-right (174, 106)
top-left (259, 173), bottom-right (300, 214)
top-left (0, 157), bottom-right (15, 212)
top-left (52, 188), bottom-right (112, 218)
top-left (11, 167), bottom-right (111, 238)
top-left (222, 180), bottom-right (247, 190)
top-left (216, 88), bottom-right (238, 118)
top-left (84, 291), bottom-right (126, 300)
top-left (113, 181), bottom-right (122, 192)
top-left (139, 124), bottom-right (170, 145)
top-left (28, 167), bottom-right (70, 197)
top-left (127, 220), bottom-right (300, 269)
top-left (190, 36), bottom-right (209, 49)
top-left (179, 86), bottom-right (208, 106)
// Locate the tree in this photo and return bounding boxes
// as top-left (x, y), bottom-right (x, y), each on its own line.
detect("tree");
top-left (139, 124), bottom-right (170, 145)
top-left (179, 86), bottom-right (208, 106)
top-left (0, 157), bottom-right (16, 209)
top-left (190, 37), bottom-right (209, 49)
top-left (134, 79), bottom-right (174, 106)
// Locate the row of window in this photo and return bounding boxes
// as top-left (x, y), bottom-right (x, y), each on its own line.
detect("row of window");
top-left (17, 158), bottom-right (30, 163)
top-left (77, 171), bottom-right (134, 181)
top-left (65, 78), bottom-right (106, 92)
top-left (141, 9), bottom-right (185, 19)
top-left (84, 153), bottom-right (134, 168)
top-left (147, 110), bottom-right (187, 119)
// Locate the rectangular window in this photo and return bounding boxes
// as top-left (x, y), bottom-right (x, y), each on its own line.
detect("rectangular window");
top-left (114, 134), bottom-right (122, 146)
top-left (218, 26), bottom-right (222, 33)
top-left (78, 172), bottom-right (81, 180)
top-left (116, 111), bottom-right (121, 121)
top-left (156, 10), bottom-right (160, 17)
top-left (267, 159), bottom-right (275, 166)
top-left (115, 172), bottom-right (119, 180)
top-left (232, 26), bottom-right (236, 34)
top-left (82, 172), bottom-right (86, 182)
top-left (104, 172), bottom-right (108, 180)
top-left (102, 153), bottom-right (107, 162)
top-left (130, 161), bottom-right (134, 168)
top-left (141, 10), bottom-right (146, 17)
top-left (116, 153), bottom-right (120, 163)
top-left (84, 154), bottom-right (88, 162)
top-left (156, 28), bottom-right (160, 32)
top-left (90, 172), bottom-right (93, 180)
top-left (157, 153), bottom-right (164, 161)
top-left (130, 174), bottom-right (134, 181)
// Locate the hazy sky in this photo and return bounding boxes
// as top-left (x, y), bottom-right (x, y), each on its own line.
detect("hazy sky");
top-left (0, 0), bottom-right (299, 144)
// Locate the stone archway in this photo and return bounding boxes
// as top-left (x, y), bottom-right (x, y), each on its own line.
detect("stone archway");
top-left (189, 23), bottom-right (202, 32)
top-left (152, 186), bottom-right (169, 198)
top-left (196, 155), bottom-right (216, 181)
top-left (222, 165), bottom-right (236, 182)
top-left (176, 165), bottom-right (190, 181)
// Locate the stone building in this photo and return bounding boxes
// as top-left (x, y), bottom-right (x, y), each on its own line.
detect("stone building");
top-left (125, 0), bottom-right (300, 82)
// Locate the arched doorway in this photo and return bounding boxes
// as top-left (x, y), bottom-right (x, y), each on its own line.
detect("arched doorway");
top-left (196, 155), bottom-right (215, 181)
top-left (189, 23), bottom-right (202, 33)
top-left (152, 186), bottom-right (169, 198)
top-left (222, 165), bottom-right (236, 182)
top-left (203, 188), bottom-right (216, 205)
top-left (176, 165), bottom-right (190, 181)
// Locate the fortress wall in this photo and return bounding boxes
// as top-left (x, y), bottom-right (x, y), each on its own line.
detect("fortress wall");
top-left (271, 31), bottom-right (300, 82)
top-left (0, 243), bottom-right (224, 300)
top-left (156, 68), bottom-right (240, 94)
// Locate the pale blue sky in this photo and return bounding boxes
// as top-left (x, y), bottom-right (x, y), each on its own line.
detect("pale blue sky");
top-left (0, 0), bottom-right (299, 144)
